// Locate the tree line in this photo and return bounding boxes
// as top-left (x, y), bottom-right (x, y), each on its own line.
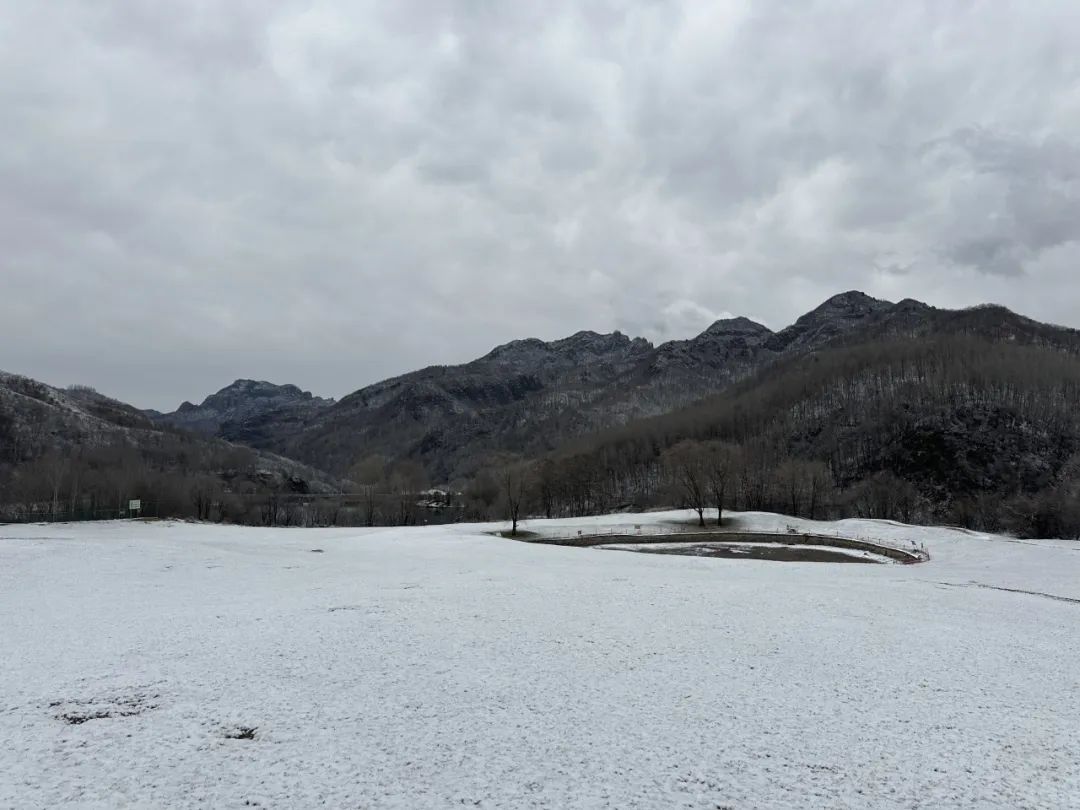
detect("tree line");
top-left (473, 335), bottom-right (1080, 539)
top-left (4, 333), bottom-right (1080, 538)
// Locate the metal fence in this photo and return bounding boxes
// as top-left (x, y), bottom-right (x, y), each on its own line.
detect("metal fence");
top-left (0, 502), bottom-right (164, 524)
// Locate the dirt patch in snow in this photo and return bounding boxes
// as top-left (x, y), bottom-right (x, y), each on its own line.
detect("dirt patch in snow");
top-left (51, 691), bottom-right (159, 725)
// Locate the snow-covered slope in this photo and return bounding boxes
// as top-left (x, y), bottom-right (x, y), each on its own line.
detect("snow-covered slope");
top-left (2, 512), bottom-right (1078, 808)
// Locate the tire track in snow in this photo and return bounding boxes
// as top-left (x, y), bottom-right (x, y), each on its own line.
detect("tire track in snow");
top-left (934, 581), bottom-right (1080, 605)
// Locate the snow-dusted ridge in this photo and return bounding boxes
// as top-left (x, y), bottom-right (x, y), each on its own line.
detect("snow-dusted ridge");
top-left (2, 511), bottom-right (1078, 807)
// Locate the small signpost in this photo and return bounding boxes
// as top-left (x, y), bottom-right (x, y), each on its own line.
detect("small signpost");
top-left (129, 499), bottom-right (142, 519)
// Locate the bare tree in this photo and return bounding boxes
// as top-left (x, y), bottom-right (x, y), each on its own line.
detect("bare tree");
top-left (349, 455), bottom-right (387, 526)
top-left (535, 459), bottom-right (557, 520)
top-left (775, 460), bottom-right (805, 518)
top-left (501, 463), bottom-right (530, 535)
top-left (388, 460), bottom-right (428, 526)
top-left (190, 475), bottom-right (219, 521)
top-left (663, 441), bottom-right (708, 527)
top-left (703, 441), bottom-right (737, 525)
top-left (804, 461), bottom-right (832, 520)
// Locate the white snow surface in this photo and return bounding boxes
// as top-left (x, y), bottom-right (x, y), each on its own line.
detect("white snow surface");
top-left (2, 510), bottom-right (1079, 809)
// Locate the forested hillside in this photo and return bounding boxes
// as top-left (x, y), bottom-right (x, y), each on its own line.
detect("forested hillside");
top-left (0, 372), bottom-right (344, 524)
top-left (154, 292), bottom-right (957, 483)
top-left (6, 293), bottom-right (1080, 537)
top-left (523, 332), bottom-right (1080, 538)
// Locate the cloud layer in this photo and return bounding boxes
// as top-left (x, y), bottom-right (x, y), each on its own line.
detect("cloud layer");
top-left (2, 1), bottom-right (1079, 408)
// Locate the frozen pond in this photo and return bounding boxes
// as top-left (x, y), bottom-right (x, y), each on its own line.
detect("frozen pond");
top-left (598, 540), bottom-right (896, 563)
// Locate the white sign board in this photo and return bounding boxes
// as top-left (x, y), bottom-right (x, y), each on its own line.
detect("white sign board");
top-left (129, 499), bottom-right (141, 511)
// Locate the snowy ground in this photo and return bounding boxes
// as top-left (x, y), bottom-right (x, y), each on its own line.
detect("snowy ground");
top-left (2, 511), bottom-right (1079, 809)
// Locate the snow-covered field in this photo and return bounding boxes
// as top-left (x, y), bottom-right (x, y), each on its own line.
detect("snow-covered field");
top-left (2, 511), bottom-right (1079, 809)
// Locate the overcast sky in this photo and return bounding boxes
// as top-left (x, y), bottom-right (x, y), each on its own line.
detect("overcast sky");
top-left (2, 1), bottom-right (1079, 409)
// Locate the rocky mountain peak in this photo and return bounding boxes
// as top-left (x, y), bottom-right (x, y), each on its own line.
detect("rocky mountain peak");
top-left (649, 317), bottom-right (773, 378)
top-left (150, 379), bottom-right (333, 439)
top-left (894, 298), bottom-right (932, 312)
top-left (697, 317), bottom-right (773, 339)
top-left (481, 329), bottom-right (651, 368)
top-left (192, 379), bottom-right (332, 415)
top-left (549, 330), bottom-right (640, 355)
top-left (765, 291), bottom-right (894, 353)
top-left (203, 379), bottom-right (304, 406)
top-left (818, 290), bottom-right (888, 309)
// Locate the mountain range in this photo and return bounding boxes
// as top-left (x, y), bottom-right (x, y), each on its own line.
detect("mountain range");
top-left (6, 288), bottom-right (1080, 534)
top-left (145, 291), bottom-right (1080, 482)
top-left (0, 371), bottom-right (344, 505)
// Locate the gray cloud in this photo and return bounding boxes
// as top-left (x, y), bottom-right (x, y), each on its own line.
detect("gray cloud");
top-left (1, 0), bottom-right (1079, 408)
